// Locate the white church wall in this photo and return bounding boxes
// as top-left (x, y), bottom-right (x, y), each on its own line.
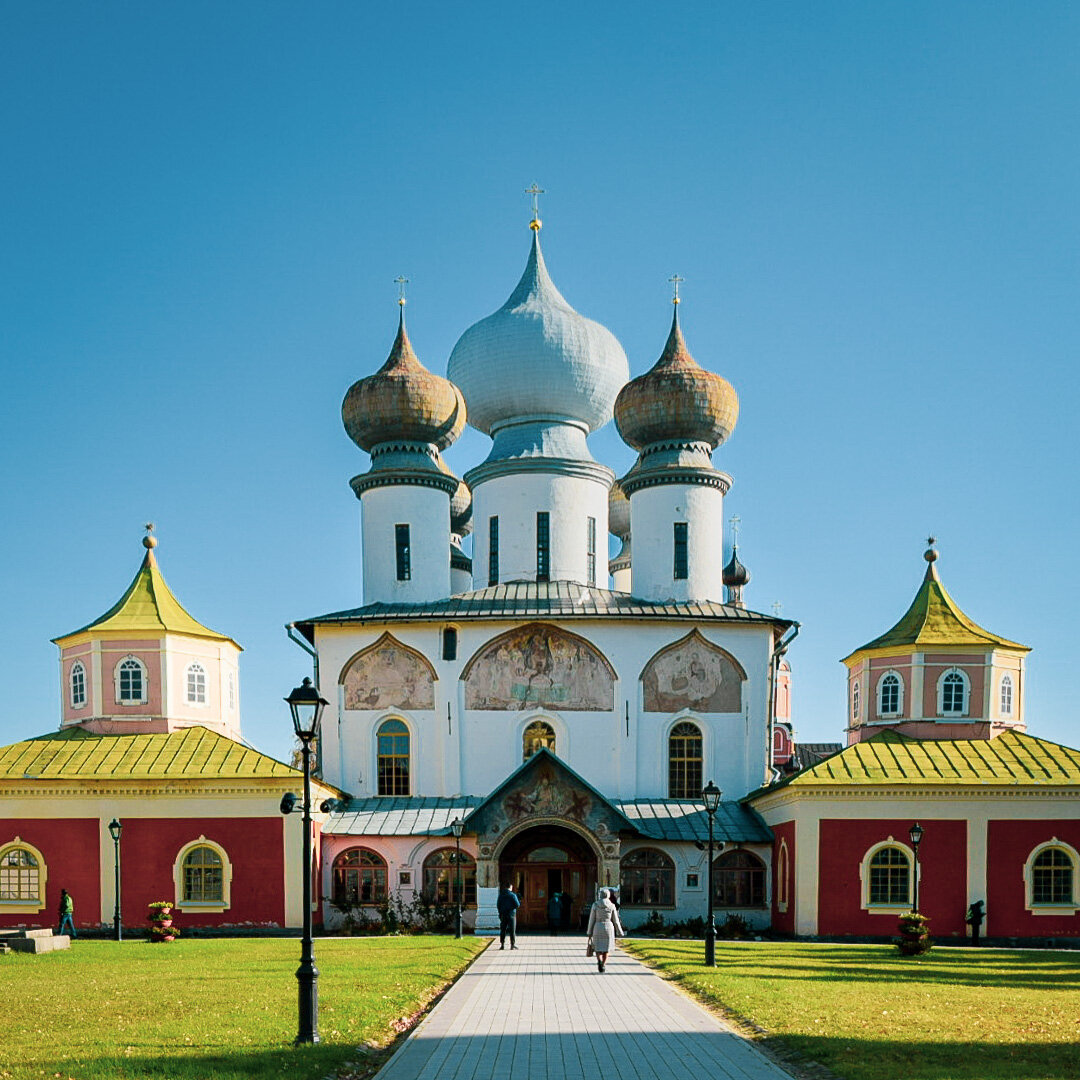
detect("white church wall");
top-left (360, 485), bottom-right (451, 604)
top-left (629, 484), bottom-right (726, 602)
top-left (314, 617), bottom-right (775, 802)
top-left (470, 472), bottom-right (610, 587)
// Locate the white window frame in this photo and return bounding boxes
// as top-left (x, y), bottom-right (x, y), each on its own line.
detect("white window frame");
top-left (186, 662), bottom-right (207, 706)
top-left (859, 838), bottom-right (915, 914)
top-left (174, 836), bottom-right (232, 912)
top-left (0, 837), bottom-right (48, 914)
top-left (227, 672), bottom-right (236, 712)
top-left (1023, 839), bottom-right (1080, 915)
top-left (70, 660), bottom-right (87, 709)
top-left (999, 673), bottom-right (1014, 717)
top-left (777, 839), bottom-right (790, 913)
top-left (937, 667), bottom-right (970, 717)
top-left (851, 679), bottom-right (861, 722)
top-left (876, 671), bottom-right (903, 718)
top-left (115, 656), bottom-right (148, 706)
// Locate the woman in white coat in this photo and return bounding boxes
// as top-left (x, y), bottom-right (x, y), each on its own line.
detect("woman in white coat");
top-left (586, 887), bottom-right (623, 972)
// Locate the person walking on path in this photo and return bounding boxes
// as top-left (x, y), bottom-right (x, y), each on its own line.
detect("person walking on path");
top-left (57, 888), bottom-right (76, 939)
top-left (586, 886), bottom-right (623, 972)
top-left (497, 882), bottom-right (520, 949)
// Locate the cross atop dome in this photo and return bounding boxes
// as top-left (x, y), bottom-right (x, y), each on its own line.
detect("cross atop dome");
top-left (525, 183), bottom-right (544, 231)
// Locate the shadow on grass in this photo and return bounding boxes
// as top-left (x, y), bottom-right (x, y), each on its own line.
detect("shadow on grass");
top-left (26, 1045), bottom-right (364, 1080)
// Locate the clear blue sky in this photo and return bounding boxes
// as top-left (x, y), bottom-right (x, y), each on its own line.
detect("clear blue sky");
top-left (2, 2), bottom-right (1077, 764)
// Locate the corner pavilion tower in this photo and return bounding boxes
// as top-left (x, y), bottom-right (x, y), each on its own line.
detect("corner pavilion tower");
top-left (298, 210), bottom-right (794, 933)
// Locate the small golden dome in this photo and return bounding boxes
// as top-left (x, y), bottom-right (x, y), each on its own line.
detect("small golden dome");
top-left (608, 479), bottom-right (630, 538)
top-left (614, 308), bottom-right (739, 452)
top-left (436, 453), bottom-right (473, 535)
top-left (342, 312), bottom-right (466, 453)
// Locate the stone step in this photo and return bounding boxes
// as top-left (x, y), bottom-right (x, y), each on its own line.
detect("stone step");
top-left (9, 932), bottom-right (71, 954)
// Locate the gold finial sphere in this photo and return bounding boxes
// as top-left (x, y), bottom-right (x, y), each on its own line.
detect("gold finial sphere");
top-left (924, 535), bottom-right (938, 562)
top-left (529, 217), bottom-right (542, 231)
top-left (143, 522), bottom-right (158, 549)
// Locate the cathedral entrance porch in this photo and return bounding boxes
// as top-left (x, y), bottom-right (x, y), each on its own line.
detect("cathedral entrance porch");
top-left (499, 824), bottom-right (597, 930)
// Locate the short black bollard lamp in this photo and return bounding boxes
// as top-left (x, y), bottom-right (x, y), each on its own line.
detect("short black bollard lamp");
top-left (108, 818), bottom-right (123, 942)
top-left (702, 781), bottom-right (722, 967)
top-left (908, 821), bottom-right (924, 914)
top-left (450, 817), bottom-right (464, 939)
top-left (285, 676), bottom-right (329, 1046)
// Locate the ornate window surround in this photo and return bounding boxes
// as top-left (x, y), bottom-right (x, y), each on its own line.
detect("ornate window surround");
top-left (70, 660), bottom-right (87, 709)
top-left (937, 667), bottom-right (970, 717)
top-left (999, 673), bottom-right (1014, 717)
top-left (666, 716), bottom-right (704, 800)
top-left (1024, 839), bottom-right (1080, 915)
top-left (173, 836), bottom-right (232, 911)
top-left (859, 838), bottom-right (915, 914)
top-left (0, 837), bottom-right (47, 914)
top-left (115, 655), bottom-right (148, 706)
top-left (876, 671), bottom-right (903, 718)
top-left (851, 679), bottom-right (860, 722)
top-left (375, 716), bottom-right (413, 797)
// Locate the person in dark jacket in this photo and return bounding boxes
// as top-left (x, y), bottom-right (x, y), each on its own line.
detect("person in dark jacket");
top-left (497, 883), bottom-right (520, 949)
top-left (57, 888), bottom-right (76, 939)
top-left (547, 891), bottom-right (562, 936)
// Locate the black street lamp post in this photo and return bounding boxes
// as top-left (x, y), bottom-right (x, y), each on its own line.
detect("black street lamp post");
top-left (108, 818), bottom-right (123, 942)
top-left (702, 781), bottom-right (722, 967)
top-left (450, 817), bottom-right (464, 939)
top-left (285, 677), bottom-right (329, 1046)
top-left (909, 822), bottom-right (924, 914)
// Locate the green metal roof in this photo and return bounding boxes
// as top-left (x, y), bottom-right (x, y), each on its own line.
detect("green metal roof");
top-left (54, 548), bottom-right (237, 646)
top-left (844, 558), bottom-right (1027, 659)
top-left (751, 730), bottom-right (1080, 793)
top-left (0, 726), bottom-right (297, 780)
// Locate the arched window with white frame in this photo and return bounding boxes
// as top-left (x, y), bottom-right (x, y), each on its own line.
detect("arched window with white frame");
top-left (937, 668), bottom-right (969, 716)
top-left (116, 656), bottom-right (147, 705)
top-left (877, 671), bottom-right (903, 717)
top-left (186, 662), bottom-right (207, 705)
top-left (861, 841), bottom-right (913, 911)
top-left (174, 837), bottom-right (232, 910)
top-left (851, 679), bottom-right (860, 722)
top-left (70, 660), bottom-right (87, 708)
top-left (999, 673), bottom-right (1014, 716)
top-left (0, 839), bottom-right (47, 913)
top-left (1024, 841), bottom-right (1079, 911)
top-left (777, 839), bottom-right (790, 912)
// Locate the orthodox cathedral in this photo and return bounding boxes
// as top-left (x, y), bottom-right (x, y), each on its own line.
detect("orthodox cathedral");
top-left (2, 208), bottom-right (1078, 943)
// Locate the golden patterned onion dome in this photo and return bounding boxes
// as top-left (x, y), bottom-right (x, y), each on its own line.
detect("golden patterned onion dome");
top-left (436, 453), bottom-right (473, 535)
top-left (342, 312), bottom-right (467, 453)
top-left (613, 308), bottom-right (739, 452)
top-left (608, 478), bottom-right (630, 538)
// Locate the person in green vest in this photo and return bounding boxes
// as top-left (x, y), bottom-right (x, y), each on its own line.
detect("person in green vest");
top-left (57, 888), bottom-right (76, 939)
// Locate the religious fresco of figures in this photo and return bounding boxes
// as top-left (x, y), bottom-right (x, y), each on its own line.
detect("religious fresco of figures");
top-left (340, 634), bottom-right (436, 711)
top-left (463, 624), bottom-right (615, 711)
top-left (467, 753), bottom-right (629, 851)
top-left (641, 631), bottom-right (745, 713)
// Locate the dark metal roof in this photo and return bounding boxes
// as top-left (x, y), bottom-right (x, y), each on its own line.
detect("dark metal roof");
top-left (320, 794), bottom-right (771, 844)
top-left (790, 743), bottom-right (845, 773)
top-left (615, 800), bottom-right (773, 843)
top-left (295, 581), bottom-right (790, 641)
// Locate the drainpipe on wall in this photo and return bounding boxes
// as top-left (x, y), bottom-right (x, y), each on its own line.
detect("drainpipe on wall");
top-left (766, 622), bottom-right (801, 782)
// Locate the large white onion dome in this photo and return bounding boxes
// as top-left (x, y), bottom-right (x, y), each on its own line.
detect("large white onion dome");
top-left (447, 231), bottom-right (629, 441)
top-left (614, 306), bottom-right (738, 452)
top-left (342, 311), bottom-right (466, 453)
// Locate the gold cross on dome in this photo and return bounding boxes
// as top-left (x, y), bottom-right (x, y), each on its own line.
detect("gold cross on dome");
top-left (144, 522), bottom-right (154, 536)
top-left (669, 274), bottom-right (685, 305)
top-left (394, 276), bottom-right (409, 307)
top-left (525, 183), bottom-right (545, 230)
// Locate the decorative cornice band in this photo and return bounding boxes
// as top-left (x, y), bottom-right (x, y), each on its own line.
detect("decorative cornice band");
top-left (350, 471), bottom-right (458, 498)
top-left (465, 457), bottom-right (615, 488)
top-left (622, 469), bottom-right (733, 496)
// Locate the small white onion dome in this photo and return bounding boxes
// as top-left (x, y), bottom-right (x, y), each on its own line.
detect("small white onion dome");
top-left (608, 478), bottom-right (630, 539)
top-left (447, 231), bottom-right (630, 436)
top-left (614, 307), bottom-right (738, 451)
top-left (436, 453), bottom-right (473, 536)
top-left (342, 312), bottom-right (467, 452)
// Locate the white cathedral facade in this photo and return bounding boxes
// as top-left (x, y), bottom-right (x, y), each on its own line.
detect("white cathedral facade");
top-left (295, 215), bottom-right (793, 932)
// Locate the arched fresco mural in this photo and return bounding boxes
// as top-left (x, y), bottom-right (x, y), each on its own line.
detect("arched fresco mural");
top-left (641, 630), bottom-right (746, 713)
top-left (462, 623), bottom-right (615, 710)
top-left (339, 632), bottom-right (436, 711)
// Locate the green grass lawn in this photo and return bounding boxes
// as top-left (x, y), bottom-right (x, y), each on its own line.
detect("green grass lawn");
top-left (0, 936), bottom-right (486, 1080)
top-left (623, 940), bottom-right (1080, 1080)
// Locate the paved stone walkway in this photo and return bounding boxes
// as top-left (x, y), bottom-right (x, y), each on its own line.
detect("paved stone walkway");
top-left (374, 938), bottom-right (795, 1080)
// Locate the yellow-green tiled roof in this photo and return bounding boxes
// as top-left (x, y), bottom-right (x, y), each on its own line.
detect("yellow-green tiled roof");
top-left (774, 730), bottom-right (1080, 788)
top-left (844, 560), bottom-right (1027, 659)
top-left (53, 550), bottom-right (237, 646)
top-left (0, 726), bottom-right (297, 780)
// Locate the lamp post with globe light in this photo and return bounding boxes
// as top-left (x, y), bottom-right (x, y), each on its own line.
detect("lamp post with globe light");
top-left (284, 677), bottom-right (328, 1046)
